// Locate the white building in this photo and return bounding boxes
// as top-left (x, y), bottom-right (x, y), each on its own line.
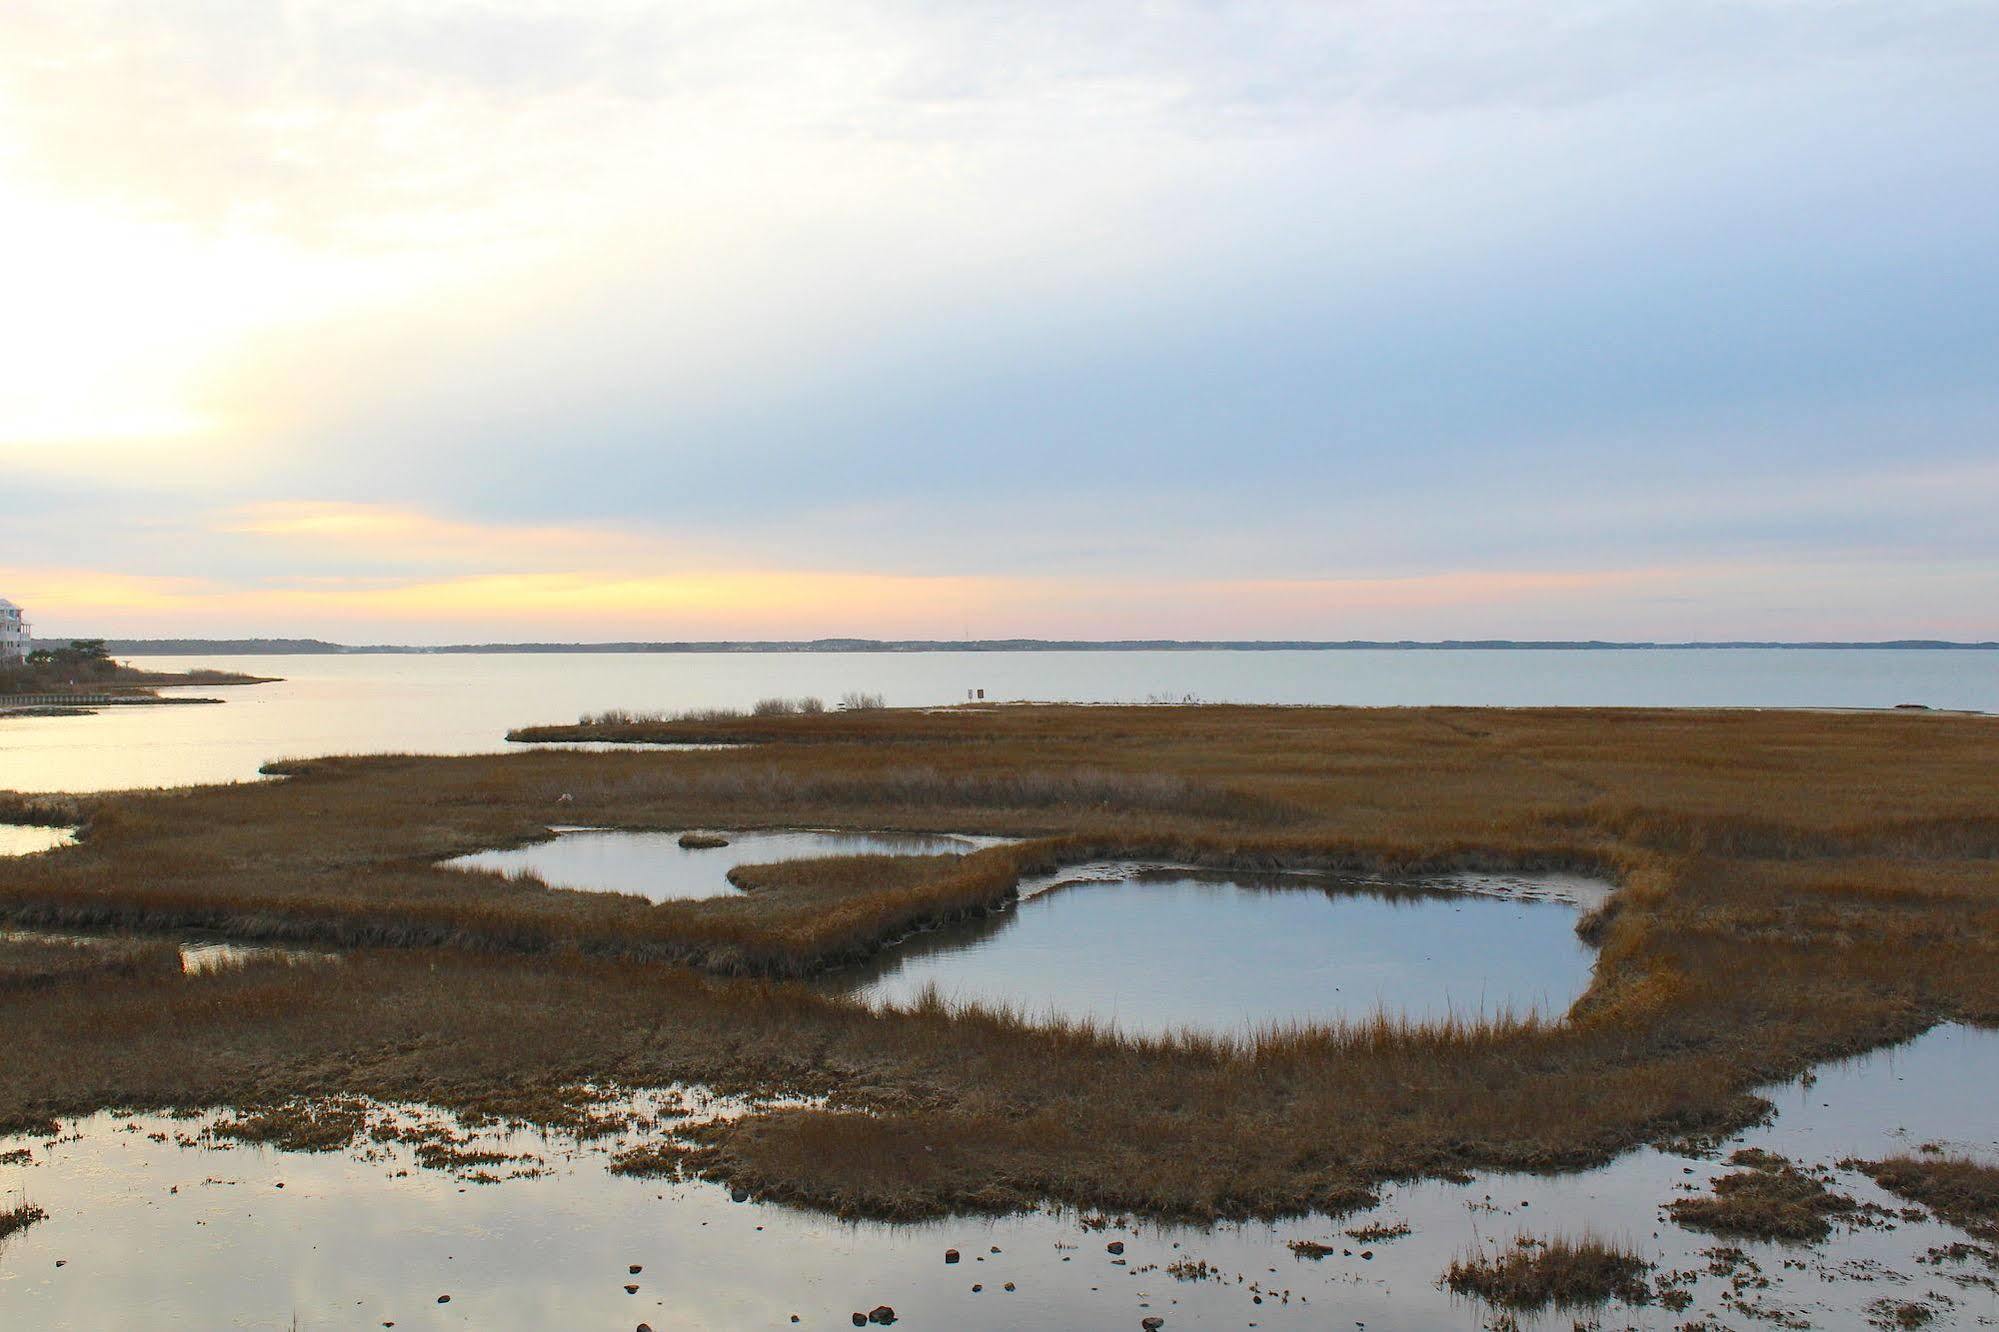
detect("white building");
top-left (0, 599), bottom-right (30, 663)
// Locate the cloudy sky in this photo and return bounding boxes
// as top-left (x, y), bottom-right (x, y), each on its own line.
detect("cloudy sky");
top-left (3, 1), bottom-right (1995, 641)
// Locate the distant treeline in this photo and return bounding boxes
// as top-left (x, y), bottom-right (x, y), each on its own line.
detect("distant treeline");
top-left (36, 637), bottom-right (1999, 655)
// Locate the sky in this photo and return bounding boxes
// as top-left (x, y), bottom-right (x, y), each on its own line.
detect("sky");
top-left (3, 0), bottom-right (1997, 643)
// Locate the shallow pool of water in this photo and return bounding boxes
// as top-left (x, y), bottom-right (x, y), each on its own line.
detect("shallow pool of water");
top-left (827, 869), bottom-right (1603, 1037)
top-left (2, 1027), bottom-right (1992, 1330)
top-left (442, 827), bottom-right (1011, 903)
top-left (0, 825), bottom-right (75, 857)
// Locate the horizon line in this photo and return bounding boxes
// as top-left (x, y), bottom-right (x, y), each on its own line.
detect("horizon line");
top-left (36, 636), bottom-right (1999, 654)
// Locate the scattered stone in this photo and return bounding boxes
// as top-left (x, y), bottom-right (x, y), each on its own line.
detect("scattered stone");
top-left (437, 1295), bottom-right (451, 1304)
top-left (1107, 1241), bottom-right (1126, 1255)
top-left (1143, 1319), bottom-right (1165, 1330)
top-left (624, 1284), bottom-right (639, 1294)
top-left (630, 1264), bottom-right (643, 1274)
top-left (867, 1305), bottom-right (897, 1324)
top-left (945, 1248), bottom-right (960, 1264)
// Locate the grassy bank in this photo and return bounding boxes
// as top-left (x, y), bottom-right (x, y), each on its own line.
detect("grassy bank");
top-left (0, 704), bottom-right (1995, 1220)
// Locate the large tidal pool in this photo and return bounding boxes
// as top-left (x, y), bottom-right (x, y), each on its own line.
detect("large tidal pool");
top-left (826, 867), bottom-right (1607, 1038)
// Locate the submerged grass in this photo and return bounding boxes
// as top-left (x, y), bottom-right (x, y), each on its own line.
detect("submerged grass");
top-left (0, 704), bottom-right (1994, 1220)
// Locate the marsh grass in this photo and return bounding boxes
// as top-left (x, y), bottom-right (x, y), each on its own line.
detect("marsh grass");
top-left (0, 704), bottom-right (1995, 1219)
top-left (0, 793), bottom-right (88, 829)
top-left (1445, 1234), bottom-right (1653, 1309)
top-left (0, 936), bottom-right (181, 991)
top-left (1667, 1150), bottom-right (1859, 1241)
top-left (211, 1098), bottom-right (372, 1153)
top-left (1853, 1155), bottom-right (1999, 1239)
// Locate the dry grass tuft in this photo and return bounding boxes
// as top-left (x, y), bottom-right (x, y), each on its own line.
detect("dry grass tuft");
top-left (0, 1201), bottom-right (48, 1243)
top-left (1445, 1234), bottom-right (1653, 1309)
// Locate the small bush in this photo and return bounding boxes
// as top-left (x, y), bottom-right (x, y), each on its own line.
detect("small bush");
top-left (840, 691), bottom-right (886, 711)
top-left (752, 697), bottom-right (800, 717)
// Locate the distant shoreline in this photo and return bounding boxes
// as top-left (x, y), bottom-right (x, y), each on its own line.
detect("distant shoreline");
top-left (35, 637), bottom-right (1999, 655)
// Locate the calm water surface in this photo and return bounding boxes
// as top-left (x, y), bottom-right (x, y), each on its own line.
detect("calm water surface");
top-left (444, 828), bottom-right (1009, 903)
top-left (1, 648), bottom-right (1992, 792)
top-left (3, 1025), bottom-right (1991, 1330)
top-left (0, 825), bottom-right (74, 856)
top-left (830, 870), bottom-right (1602, 1036)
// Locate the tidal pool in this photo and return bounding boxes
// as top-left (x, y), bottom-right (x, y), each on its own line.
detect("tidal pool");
top-left (1, 1027), bottom-right (1992, 1329)
top-left (0, 825), bottom-right (75, 857)
top-left (441, 828), bottom-right (1011, 903)
top-left (826, 868), bottom-right (1606, 1038)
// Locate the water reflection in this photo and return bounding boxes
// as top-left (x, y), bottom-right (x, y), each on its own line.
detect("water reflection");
top-left (827, 869), bottom-right (1603, 1037)
top-left (0, 825), bottom-right (76, 856)
top-left (442, 828), bottom-right (1012, 903)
